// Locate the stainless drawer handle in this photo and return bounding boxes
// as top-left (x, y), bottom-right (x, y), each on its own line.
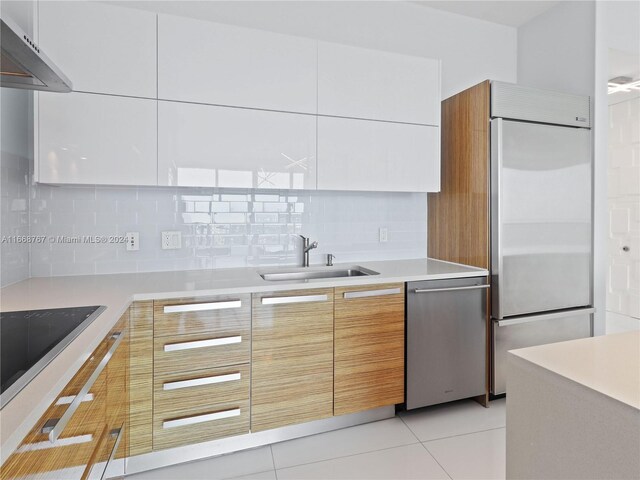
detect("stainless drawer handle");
top-left (261, 294), bottom-right (328, 305)
top-left (47, 331), bottom-right (123, 443)
top-left (17, 434), bottom-right (94, 453)
top-left (163, 336), bottom-right (242, 352)
top-left (107, 425), bottom-right (124, 463)
top-left (413, 284), bottom-right (489, 294)
top-left (163, 300), bottom-right (242, 314)
top-left (55, 393), bottom-right (94, 405)
top-left (163, 372), bottom-right (241, 391)
top-left (344, 288), bottom-right (401, 299)
top-left (85, 424), bottom-right (124, 480)
top-left (496, 307), bottom-right (595, 327)
top-left (163, 408), bottom-right (241, 429)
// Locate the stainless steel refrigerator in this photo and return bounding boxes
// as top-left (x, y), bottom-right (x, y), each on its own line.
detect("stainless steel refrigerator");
top-left (490, 82), bottom-right (594, 395)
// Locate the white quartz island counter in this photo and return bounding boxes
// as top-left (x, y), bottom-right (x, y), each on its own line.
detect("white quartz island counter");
top-left (0, 258), bottom-right (486, 461)
top-left (506, 331), bottom-right (640, 479)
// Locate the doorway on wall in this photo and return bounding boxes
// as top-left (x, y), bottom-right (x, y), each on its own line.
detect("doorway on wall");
top-left (606, 48), bottom-right (640, 334)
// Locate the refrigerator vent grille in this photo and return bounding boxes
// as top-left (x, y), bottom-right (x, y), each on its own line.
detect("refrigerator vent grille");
top-left (491, 82), bottom-right (591, 128)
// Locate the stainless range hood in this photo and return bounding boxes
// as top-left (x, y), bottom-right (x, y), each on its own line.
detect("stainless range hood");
top-left (1, 16), bottom-right (72, 92)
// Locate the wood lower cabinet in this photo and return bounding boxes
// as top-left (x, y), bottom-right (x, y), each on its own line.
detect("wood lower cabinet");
top-left (153, 364), bottom-right (250, 450)
top-left (251, 289), bottom-right (334, 432)
top-left (334, 284), bottom-right (405, 416)
top-left (1, 312), bottom-right (129, 480)
top-left (151, 296), bottom-right (251, 451)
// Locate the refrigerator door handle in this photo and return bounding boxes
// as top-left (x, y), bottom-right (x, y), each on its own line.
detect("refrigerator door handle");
top-left (496, 307), bottom-right (596, 327)
top-left (490, 118), bottom-right (504, 319)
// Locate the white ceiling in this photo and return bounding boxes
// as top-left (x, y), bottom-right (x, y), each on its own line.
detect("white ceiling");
top-left (411, 1), bottom-right (560, 27)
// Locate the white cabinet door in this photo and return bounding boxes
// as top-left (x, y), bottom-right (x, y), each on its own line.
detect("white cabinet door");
top-left (317, 117), bottom-right (440, 192)
top-left (318, 42), bottom-right (440, 126)
top-left (38, 92), bottom-right (157, 185)
top-left (158, 15), bottom-right (317, 114)
top-left (158, 101), bottom-right (316, 190)
top-left (39, 1), bottom-right (156, 98)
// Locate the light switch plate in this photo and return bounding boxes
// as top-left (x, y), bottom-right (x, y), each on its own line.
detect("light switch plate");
top-left (379, 227), bottom-right (388, 243)
top-left (161, 231), bottom-right (182, 250)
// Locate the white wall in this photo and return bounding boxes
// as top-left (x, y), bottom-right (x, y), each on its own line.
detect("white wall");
top-left (117, 0), bottom-right (518, 99)
top-left (517, 0), bottom-right (595, 95)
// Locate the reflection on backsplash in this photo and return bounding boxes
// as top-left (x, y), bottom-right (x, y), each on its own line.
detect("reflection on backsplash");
top-left (29, 184), bottom-right (427, 277)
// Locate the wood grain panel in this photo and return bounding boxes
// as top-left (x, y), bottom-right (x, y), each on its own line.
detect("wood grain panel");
top-left (152, 364), bottom-right (250, 450)
top-left (107, 310), bottom-right (129, 461)
top-left (0, 316), bottom-right (132, 480)
top-left (153, 331), bottom-right (250, 376)
top-left (251, 289), bottom-right (334, 432)
top-left (334, 283), bottom-right (405, 416)
top-left (153, 294), bottom-right (251, 338)
top-left (128, 301), bottom-right (153, 456)
top-left (428, 80), bottom-right (491, 269)
top-left (0, 374), bottom-right (107, 480)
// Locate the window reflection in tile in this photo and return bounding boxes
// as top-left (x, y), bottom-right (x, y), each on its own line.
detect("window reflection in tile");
top-left (28, 185), bottom-right (427, 276)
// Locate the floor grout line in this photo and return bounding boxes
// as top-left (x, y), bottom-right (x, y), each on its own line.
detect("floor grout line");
top-left (223, 469), bottom-right (277, 480)
top-left (269, 445), bottom-right (279, 480)
top-left (274, 441), bottom-right (423, 473)
top-left (419, 442), bottom-right (453, 480)
top-left (398, 413), bottom-right (422, 443)
top-left (421, 425), bottom-right (506, 445)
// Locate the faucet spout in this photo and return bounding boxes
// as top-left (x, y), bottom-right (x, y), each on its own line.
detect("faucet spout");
top-left (300, 235), bottom-right (318, 267)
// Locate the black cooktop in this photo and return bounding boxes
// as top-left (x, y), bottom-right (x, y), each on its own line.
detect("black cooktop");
top-left (0, 305), bottom-right (105, 407)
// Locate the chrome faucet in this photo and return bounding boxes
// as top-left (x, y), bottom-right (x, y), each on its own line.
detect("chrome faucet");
top-left (300, 235), bottom-right (318, 267)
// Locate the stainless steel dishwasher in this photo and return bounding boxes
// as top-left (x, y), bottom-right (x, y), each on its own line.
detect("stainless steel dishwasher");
top-left (406, 276), bottom-right (488, 409)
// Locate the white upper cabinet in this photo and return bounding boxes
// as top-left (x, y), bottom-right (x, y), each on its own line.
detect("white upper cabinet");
top-left (318, 42), bottom-right (440, 126)
top-left (158, 15), bottom-right (317, 114)
top-left (35, 7), bottom-right (442, 192)
top-left (317, 117), bottom-right (440, 193)
top-left (38, 92), bottom-right (157, 185)
top-left (38, 1), bottom-right (157, 98)
top-left (158, 101), bottom-right (316, 190)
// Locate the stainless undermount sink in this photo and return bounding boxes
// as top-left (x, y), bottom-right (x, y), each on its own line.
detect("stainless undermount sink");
top-left (260, 266), bottom-right (379, 281)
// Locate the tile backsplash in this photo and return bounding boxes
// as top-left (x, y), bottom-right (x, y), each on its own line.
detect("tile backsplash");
top-left (1, 88), bottom-right (31, 287)
top-left (29, 184), bottom-right (427, 277)
top-left (0, 151), bottom-right (30, 286)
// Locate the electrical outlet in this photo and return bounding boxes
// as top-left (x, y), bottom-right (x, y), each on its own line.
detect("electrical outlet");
top-left (161, 231), bottom-right (182, 250)
top-left (379, 227), bottom-right (388, 243)
top-left (125, 232), bottom-right (139, 251)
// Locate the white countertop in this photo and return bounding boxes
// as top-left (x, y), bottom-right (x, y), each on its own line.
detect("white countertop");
top-left (0, 258), bottom-right (486, 461)
top-left (510, 331), bottom-right (640, 411)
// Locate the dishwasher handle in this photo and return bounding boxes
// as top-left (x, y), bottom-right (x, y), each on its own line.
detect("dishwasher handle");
top-left (413, 284), bottom-right (489, 294)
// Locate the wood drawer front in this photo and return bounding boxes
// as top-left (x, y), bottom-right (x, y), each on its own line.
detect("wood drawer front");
top-left (251, 288), bottom-right (334, 432)
top-left (153, 365), bottom-right (250, 450)
top-left (334, 283), bottom-right (405, 416)
top-left (154, 332), bottom-right (250, 376)
top-left (153, 294), bottom-right (251, 338)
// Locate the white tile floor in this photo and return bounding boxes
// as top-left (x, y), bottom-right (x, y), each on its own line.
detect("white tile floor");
top-left (127, 398), bottom-right (506, 480)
